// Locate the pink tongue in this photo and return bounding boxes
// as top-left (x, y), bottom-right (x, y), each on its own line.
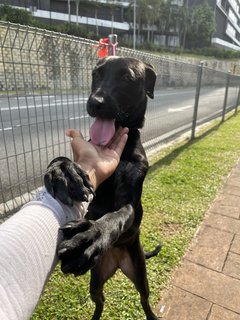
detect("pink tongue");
top-left (89, 118), bottom-right (115, 146)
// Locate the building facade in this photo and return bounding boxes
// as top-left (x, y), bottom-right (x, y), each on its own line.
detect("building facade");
top-left (2, 0), bottom-right (240, 50)
top-left (213, 0), bottom-right (240, 50)
top-left (188, 0), bottom-right (240, 50)
top-left (3, 0), bottom-right (130, 37)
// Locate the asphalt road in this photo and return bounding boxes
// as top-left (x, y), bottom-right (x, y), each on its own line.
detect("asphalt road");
top-left (0, 86), bottom-right (239, 205)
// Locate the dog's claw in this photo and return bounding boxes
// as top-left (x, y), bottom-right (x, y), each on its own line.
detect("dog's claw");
top-left (58, 248), bottom-right (67, 255)
top-left (60, 224), bottom-right (72, 230)
top-left (57, 220), bottom-right (103, 274)
top-left (44, 157), bottom-right (94, 205)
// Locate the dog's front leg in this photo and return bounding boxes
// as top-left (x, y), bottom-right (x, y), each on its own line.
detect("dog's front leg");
top-left (58, 204), bottom-right (134, 275)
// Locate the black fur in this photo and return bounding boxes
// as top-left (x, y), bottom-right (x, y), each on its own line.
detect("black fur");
top-left (44, 56), bottom-right (160, 320)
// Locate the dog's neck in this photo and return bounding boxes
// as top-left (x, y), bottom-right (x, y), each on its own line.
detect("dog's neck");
top-left (118, 100), bottom-right (147, 130)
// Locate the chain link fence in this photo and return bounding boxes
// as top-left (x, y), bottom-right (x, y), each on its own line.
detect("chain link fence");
top-left (1, 22), bottom-right (240, 218)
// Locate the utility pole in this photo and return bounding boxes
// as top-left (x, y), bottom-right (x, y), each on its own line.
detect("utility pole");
top-left (68, 0), bottom-right (71, 23)
top-left (75, 0), bottom-right (80, 24)
top-left (133, 0), bottom-right (136, 50)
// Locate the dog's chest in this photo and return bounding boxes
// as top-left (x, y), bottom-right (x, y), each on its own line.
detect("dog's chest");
top-left (98, 247), bottom-right (135, 281)
top-left (87, 175), bottom-right (117, 220)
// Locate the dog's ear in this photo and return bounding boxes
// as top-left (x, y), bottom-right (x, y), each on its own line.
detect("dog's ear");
top-left (145, 63), bottom-right (156, 99)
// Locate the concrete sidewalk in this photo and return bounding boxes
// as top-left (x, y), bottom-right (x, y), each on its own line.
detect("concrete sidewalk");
top-left (156, 159), bottom-right (240, 320)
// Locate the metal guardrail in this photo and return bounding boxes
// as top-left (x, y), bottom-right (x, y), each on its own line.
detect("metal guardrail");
top-left (0, 21), bottom-right (240, 218)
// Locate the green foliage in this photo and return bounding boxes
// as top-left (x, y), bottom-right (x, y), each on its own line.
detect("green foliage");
top-left (185, 2), bottom-right (216, 48)
top-left (158, 0), bottom-right (178, 34)
top-left (0, 2), bottom-right (236, 55)
top-left (192, 47), bottom-right (240, 59)
top-left (0, 5), bottom-right (97, 40)
top-left (140, 0), bottom-right (161, 25)
top-left (32, 112), bottom-right (240, 319)
top-left (137, 44), bottom-right (240, 60)
top-left (176, 1), bottom-right (216, 49)
top-left (125, 0), bottom-right (216, 49)
top-left (0, 5), bottom-right (32, 25)
top-left (55, 23), bottom-right (96, 40)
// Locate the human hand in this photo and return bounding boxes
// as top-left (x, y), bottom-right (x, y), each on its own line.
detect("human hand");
top-left (66, 127), bottom-right (129, 190)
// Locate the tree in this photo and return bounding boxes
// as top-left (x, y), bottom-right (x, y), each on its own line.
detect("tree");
top-left (158, 0), bottom-right (179, 46)
top-left (177, 3), bottom-right (190, 50)
top-left (142, 0), bottom-right (161, 42)
top-left (183, 1), bottom-right (216, 49)
top-left (126, 0), bottom-right (161, 45)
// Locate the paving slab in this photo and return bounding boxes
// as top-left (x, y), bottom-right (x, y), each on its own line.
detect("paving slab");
top-left (220, 185), bottom-right (240, 197)
top-left (225, 176), bottom-right (240, 188)
top-left (206, 212), bottom-right (240, 235)
top-left (209, 202), bottom-right (240, 219)
top-left (208, 305), bottom-right (240, 320)
top-left (229, 166), bottom-right (240, 176)
top-left (231, 235), bottom-right (240, 254)
top-left (214, 194), bottom-right (240, 207)
top-left (185, 225), bottom-right (233, 271)
top-left (156, 287), bottom-right (211, 320)
top-left (172, 261), bottom-right (240, 314)
top-left (157, 160), bottom-right (240, 320)
top-left (223, 251), bottom-right (240, 280)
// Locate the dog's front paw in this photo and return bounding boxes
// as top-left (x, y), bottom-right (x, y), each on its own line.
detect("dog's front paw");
top-left (58, 219), bottom-right (104, 275)
top-left (44, 157), bottom-right (94, 206)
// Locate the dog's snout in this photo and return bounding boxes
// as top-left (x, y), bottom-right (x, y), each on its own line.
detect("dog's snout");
top-left (87, 94), bottom-right (105, 117)
top-left (91, 96), bottom-right (105, 113)
top-left (94, 96), bottom-right (104, 104)
top-left (87, 92), bottom-right (117, 119)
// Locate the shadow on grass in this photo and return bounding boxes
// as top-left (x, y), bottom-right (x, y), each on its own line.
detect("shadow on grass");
top-left (148, 120), bottom-right (223, 174)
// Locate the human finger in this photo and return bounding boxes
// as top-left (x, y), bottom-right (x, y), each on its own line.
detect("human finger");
top-left (65, 129), bottom-right (83, 139)
top-left (109, 127), bottom-right (129, 155)
top-left (113, 133), bottom-right (128, 157)
top-left (109, 127), bottom-right (128, 148)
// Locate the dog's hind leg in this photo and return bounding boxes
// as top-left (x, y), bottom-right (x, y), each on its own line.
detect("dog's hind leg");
top-left (120, 239), bottom-right (159, 320)
top-left (90, 282), bottom-right (104, 320)
top-left (90, 250), bottom-right (118, 320)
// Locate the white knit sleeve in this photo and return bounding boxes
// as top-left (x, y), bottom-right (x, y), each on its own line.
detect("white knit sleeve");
top-left (0, 187), bottom-right (92, 320)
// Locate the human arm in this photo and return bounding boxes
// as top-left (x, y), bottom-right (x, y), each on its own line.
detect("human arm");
top-left (0, 191), bottom-right (81, 320)
top-left (0, 127), bottom-right (128, 320)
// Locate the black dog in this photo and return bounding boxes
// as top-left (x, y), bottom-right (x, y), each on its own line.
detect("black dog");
top-left (44, 56), bottom-right (160, 320)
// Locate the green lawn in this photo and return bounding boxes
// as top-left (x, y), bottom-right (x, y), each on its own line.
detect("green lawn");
top-left (32, 111), bottom-right (240, 320)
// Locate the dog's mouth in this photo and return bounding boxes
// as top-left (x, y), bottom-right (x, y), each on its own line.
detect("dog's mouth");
top-left (89, 117), bottom-right (116, 146)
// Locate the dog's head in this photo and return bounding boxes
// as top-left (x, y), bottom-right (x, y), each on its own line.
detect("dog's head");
top-left (87, 56), bottom-right (156, 146)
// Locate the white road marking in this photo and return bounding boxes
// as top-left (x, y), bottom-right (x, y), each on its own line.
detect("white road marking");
top-left (0, 98), bottom-right (88, 111)
top-left (15, 96), bottom-right (55, 100)
top-left (0, 114), bottom-right (89, 132)
top-left (155, 90), bottom-right (195, 97)
top-left (168, 105), bottom-right (193, 113)
top-left (70, 115), bottom-right (89, 120)
top-left (0, 127), bottom-right (13, 132)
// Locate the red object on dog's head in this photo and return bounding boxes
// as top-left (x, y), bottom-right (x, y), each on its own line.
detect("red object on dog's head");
top-left (97, 38), bottom-right (109, 58)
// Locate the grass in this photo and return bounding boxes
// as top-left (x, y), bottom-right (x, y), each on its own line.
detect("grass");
top-left (32, 111), bottom-right (240, 320)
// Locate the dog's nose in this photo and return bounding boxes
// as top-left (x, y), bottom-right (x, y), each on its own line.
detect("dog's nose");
top-left (87, 95), bottom-right (106, 117)
top-left (94, 96), bottom-right (104, 104)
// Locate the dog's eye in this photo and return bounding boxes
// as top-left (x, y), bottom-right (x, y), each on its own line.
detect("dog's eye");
top-left (121, 74), bottom-right (132, 82)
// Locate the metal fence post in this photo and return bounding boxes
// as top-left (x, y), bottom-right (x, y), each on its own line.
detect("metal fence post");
top-left (222, 71), bottom-right (231, 122)
top-left (191, 61), bottom-right (204, 140)
top-left (108, 34), bottom-right (118, 56)
top-left (235, 85), bottom-right (240, 115)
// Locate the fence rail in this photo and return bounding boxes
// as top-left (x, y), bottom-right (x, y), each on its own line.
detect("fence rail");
top-left (0, 21), bottom-right (240, 218)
